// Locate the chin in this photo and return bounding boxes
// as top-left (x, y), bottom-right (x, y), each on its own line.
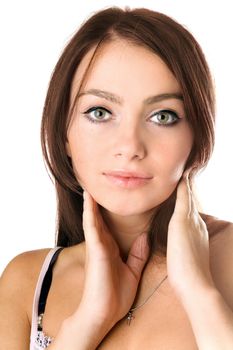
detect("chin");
top-left (93, 180), bottom-right (178, 216)
top-left (98, 197), bottom-right (160, 218)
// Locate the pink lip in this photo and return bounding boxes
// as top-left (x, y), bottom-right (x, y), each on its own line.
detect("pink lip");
top-left (104, 173), bottom-right (152, 189)
top-left (104, 170), bottom-right (153, 179)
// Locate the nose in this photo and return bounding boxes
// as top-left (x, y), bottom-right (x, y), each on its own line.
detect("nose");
top-left (113, 121), bottom-right (147, 161)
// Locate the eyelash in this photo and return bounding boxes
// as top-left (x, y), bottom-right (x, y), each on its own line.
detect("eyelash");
top-left (82, 106), bottom-right (181, 127)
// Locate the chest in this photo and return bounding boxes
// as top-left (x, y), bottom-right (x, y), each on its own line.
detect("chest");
top-left (97, 288), bottom-right (198, 349)
top-left (42, 279), bottom-right (199, 349)
top-left (33, 233), bottom-right (231, 349)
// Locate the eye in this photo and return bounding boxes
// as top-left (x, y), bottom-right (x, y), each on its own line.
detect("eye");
top-left (150, 110), bottom-right (180, 126)
top-left (82, 106), bottom-right (111, 123)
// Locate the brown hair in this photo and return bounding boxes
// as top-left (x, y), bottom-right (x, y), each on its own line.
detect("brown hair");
top-left (41, 6), bottom-right (215, 258)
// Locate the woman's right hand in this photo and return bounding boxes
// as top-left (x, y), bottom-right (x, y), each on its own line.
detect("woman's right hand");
top-left (49, 189), bottom-right (150, 349)
top-left (75, 189), bottom-right (149, 328)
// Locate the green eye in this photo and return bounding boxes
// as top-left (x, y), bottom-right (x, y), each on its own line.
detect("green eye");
top-left (83, 106), bottom-right (111, 124)
top-left (92, 108), bottom-right (107, 119)
top-left (158, 111), bottom-right (170, 123)
top-left (151, 110), bottom-right (180, 126)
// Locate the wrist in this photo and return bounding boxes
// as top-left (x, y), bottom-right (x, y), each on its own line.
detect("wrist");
top-left (179, 286), bottom-right (233, 349)
top-left (50, 306), bottom-right (115, 350)
top-left (63, 314), bottom-right (112, 349)
top-left (176, 276), bottom-right (217, 307)
top-left (76, 300), bottom-right (117, 328)
top-left (180, 283), bottom-right (219, 314)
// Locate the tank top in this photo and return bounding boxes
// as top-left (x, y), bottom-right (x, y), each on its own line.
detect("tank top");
top-left (30, 247), bottom-right (64, 350)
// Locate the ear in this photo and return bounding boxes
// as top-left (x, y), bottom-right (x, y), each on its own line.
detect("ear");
top-left (65, 141), bottom-right (72, 157)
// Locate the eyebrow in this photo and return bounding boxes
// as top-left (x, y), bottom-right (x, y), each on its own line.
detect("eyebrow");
top-left (77, 88), bottom-right (183, 105)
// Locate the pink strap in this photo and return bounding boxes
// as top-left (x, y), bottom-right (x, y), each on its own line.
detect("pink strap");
top-left (30, 247), bottom-right (62, 350)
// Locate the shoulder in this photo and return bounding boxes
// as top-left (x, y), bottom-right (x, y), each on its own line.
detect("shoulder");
top-left (0, 248), bottom-right (52, 286)
top-left (0, 248), bottom-right (52, 317)
top-left (200, 212), bottom-right (233, 263)
top-left (200, 213), bottom-right (233, 310)
top-left (0, 248), bottom-right (52, 346)
top-left (200, 212), bottom-right (233, 241)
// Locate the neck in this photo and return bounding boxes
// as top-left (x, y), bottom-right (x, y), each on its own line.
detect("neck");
top-left (100, 206), bottom-right (155, 259)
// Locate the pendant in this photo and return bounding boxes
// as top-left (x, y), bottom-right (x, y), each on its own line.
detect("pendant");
top-left (126, 310), bottom-right (135, 325)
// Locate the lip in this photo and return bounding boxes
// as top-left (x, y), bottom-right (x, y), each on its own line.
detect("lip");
top-left (103, 170), bottom-right (153, 179)
top-left (103, 170), bottom-right (153, 189)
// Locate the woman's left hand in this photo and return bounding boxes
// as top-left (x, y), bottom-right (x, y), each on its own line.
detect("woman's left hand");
top-left (166, 173), bottom-right (216, 304)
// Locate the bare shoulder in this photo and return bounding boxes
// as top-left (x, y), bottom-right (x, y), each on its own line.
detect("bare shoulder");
top-left (200, 212), bottom-right (233, 241)
top-left (200, 212), bottom-right (233, 260)
top-left (0, 248), bottom-right (52, 348)
top-left (0, 248), bottom-right (52, 314)
top-left (2, 246), bottom-right (52, 270)
top-left (0, 248), bottom-right (52, 287)
top-left (200, 213), bottom-right (233, 309)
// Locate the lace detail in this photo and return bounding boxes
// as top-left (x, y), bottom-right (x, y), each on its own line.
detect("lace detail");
top-left (35, 330), bottom-right (53, 348)
top-left (34, 313), bottom-right (53, 348)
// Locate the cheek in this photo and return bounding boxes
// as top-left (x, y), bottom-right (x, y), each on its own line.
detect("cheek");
top-left (67, 128), bottom-right (102, 185)
top-left (153, 128), bottom-right (193, 181)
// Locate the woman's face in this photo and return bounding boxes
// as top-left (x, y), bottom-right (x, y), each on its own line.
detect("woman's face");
top-left (66, 39), bottom-right (193, 217)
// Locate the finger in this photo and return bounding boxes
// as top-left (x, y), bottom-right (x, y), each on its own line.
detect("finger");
top-left (83, 190), bottom-right (111, 246)
top-left (126, 233), bottom-right (149, 282)
top-left (173, 175), bottom-right (192, 218)
top-left (82, 190), bottom-right (100, 245)
top-left (184, 173), bottom-right (199, 215)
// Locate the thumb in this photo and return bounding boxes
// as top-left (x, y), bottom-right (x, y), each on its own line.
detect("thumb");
top-left (126, 232), bottom-right (150, 282)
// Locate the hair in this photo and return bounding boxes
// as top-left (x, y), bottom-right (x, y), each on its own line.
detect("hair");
top-left (41, 6), bottom-right (215, 258)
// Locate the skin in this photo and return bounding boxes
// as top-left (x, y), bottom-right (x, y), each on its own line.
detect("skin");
top-left (62, 40), bottom-right (217, 344)
top-left (66, 39), bottom-right (194, 258)
top-left (0, 38), bottom-right (233, 350)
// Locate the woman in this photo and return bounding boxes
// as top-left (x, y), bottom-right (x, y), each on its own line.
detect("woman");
top-left (0, 6), bottom-right (233, 349)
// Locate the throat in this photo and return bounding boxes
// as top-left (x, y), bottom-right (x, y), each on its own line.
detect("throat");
top-left (99, 205), bottom-right (154, 258)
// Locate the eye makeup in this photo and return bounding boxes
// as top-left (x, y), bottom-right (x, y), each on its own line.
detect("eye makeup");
top-left (82, 105), bottom-right (181, 127)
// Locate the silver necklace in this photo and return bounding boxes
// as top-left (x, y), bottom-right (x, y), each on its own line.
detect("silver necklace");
top-left (126, 274), bottom-right (168, 325)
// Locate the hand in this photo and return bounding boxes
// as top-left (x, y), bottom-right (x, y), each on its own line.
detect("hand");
top-left (77, 190), bottom-right (149, 328)
top-left (166, 173), bottom-right (216, 304)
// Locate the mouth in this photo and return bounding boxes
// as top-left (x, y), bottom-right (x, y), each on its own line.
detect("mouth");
top-left (104, 171), bottom-right (152, 188)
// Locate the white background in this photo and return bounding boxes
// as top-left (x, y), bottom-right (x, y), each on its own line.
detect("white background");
top-left (0, 0), bottom-right (232, 275)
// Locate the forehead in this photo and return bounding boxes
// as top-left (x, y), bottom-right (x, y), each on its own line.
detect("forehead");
top-left (71, 39), bottom-right (181, 102)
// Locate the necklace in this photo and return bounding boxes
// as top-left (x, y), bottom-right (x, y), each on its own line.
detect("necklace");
top-left (126, 274), bottom-right (168, 325)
